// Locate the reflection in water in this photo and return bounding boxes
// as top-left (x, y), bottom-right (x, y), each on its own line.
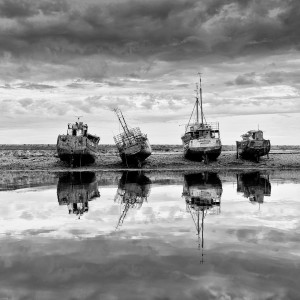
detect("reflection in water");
top-left (114, 171), bottom-right (152, 229)
top-left (183, 172), bottom-right (223, 263)
top-left (57, 172), bottom-right (100, 217)
top-left (1, 171), bottom-right (300, 299)
top-left (237, 172), bottom-right (271, 204)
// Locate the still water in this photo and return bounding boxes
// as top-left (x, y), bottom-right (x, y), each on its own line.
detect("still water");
top-left (0, 170), bottom-right (299, 300)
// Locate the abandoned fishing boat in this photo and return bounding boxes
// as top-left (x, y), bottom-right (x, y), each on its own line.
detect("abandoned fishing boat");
top-left (57, 118), bottom-right (100, 166)
top-left (183, 172), bottom-right (222, 263)
top-left (57, 171), bottom-right (100, 217)
top-left (181, 76), bottom-right (222, 163)
top-left (113, 109), bottom-right (152, 167)
top-left (236, 130), bottom-right (270, 162)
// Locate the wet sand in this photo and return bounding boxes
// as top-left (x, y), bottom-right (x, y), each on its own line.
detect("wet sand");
top-left (0, 144), bottom-right (300, 171)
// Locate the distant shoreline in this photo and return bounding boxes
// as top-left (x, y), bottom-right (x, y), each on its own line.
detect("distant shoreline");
top-left (1, 144), bottom-right (300, 171)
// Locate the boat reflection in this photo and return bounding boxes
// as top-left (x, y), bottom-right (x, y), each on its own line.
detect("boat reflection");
top-left (114, 171), bottom-right (152, 229)
top-left (237, 172), bottom-right (271, 204)
top-left (183, 172), bottom-right (223, 263)
top-left (57, 172), bottom-right (100, 217)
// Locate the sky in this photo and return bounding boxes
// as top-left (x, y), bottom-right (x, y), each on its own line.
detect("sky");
top-left (0, 0), bottom-right (300, 145)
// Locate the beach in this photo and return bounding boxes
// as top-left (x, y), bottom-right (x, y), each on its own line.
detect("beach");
top-left (0, 144), bottom-right (300, 171)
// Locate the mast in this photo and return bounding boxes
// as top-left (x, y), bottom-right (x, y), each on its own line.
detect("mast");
top-left (199, 73), bottom-right (204, 125)
top-left (114, 108), bottom-right (131, 137)
top-left (195, 84), bottom-right (199, 123)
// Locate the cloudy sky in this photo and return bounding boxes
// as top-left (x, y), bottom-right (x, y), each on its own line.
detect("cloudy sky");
top-left (0, 0), bottom-right (299, 144)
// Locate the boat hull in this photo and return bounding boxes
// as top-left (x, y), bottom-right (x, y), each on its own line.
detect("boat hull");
top-left (236, 140), bottom-right (270, 162)
top-left (57, 135), bottom-right (98, 166)
top-left (183, 139), bottom-right (222, 162)
top-left (119, 139), bottom-right (152, 166)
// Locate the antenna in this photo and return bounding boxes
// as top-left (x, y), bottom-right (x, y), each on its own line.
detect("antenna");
top-left (195, 83), bottom-right (199, 123)
top-left (198, 72), bottom-right (204, 125)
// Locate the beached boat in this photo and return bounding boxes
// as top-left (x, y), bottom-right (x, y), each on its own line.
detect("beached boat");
top-left (181, 76), bottom-right (222, 163)
top-left (113, 109), bottom-right (152, 167)
top-left (57, 118), bottom-right (100, 167)
top-left (236, 130), bottom-right (270, 162)
top-left (183, 172), bottom-right (222, 263)
top-left (57, 171), bottom-right (100, 217)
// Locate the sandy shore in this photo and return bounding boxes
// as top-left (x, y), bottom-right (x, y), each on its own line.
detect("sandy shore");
top-left (0, 145), bottom-right (300, 171)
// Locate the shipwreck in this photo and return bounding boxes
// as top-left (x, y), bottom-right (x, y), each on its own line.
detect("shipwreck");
top-left (181, 75), bottom-right (222, 163)
top-left (236, 130), bottom-right (271, 162)
top-left (57, 118), bottom-right (100, 167)
top-left (113, 109), bottom-right (152, 167)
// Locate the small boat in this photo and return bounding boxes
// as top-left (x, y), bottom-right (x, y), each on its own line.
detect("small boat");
top-left (236, 130), bottom-right (270, 162)
top-left (57, 171), bottom-right (100, 217)
top-left (181, 75), bottom-right (222, 163)
top-left (57, 118), bottom-right (100, 167)
top-left (113, 109), bottom-right (152, 167)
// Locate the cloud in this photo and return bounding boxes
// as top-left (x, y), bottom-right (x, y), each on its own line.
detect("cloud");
top-left (1, 0), bottom-right (299, 65)
top-left (18, 83), bottom-right (56, 89)
top-left (234, 72), bottom-right (257, 85)
top-left (0, 0), bottom-right (38, 18)
top-left (0, 0), bottom-right (300, 143)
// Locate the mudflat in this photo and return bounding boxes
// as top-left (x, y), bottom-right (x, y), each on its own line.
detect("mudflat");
top-left (0, 144), bottom-right (300, 171)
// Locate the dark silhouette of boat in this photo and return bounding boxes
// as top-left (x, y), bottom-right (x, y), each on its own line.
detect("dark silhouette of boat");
top-left (57, 172), bottom-right (100, 217)
top-left (183, 172), bottom-right (222, 263)
top-left (113, 109), bottom-right (151, 167)
top-left (237, 171), bottom-right (271, 204)
top-left (181, 75), bottom-right (222, 163)
top-left (114, 171), bottom-right (151, 229)
top-left (57, 117), bottom-right (100, 167)
top-left (236, 130), bottom-right (270, 162)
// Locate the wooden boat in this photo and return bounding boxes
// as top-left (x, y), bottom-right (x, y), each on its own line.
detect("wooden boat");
top-left (57, 118), bottom-right (100, 167)
top-left (236, 130), bottom-right (270, 162)
top-left (181, 76), bottom-right (222, 163)
top-left (114, 171), bottom-right (151, 229)
top-left (113, 109), bottom-right (152, 167)
top-left (57, 171), bottom-right (100, 217)
top-left (237, 172), bottom-right (271, 204)
top-left (183, 172), bottom-right (222, 263)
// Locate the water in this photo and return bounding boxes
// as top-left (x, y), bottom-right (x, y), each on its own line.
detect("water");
top-left (0, 170), bottom-right (299, 300)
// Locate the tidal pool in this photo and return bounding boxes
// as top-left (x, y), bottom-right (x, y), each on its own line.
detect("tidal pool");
top-left (0, 170), bottom-right (299, 300)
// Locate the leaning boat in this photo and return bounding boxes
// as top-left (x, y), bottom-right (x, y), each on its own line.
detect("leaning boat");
top-left (181, 76), bottom-right (222, 163)
top-left (113, 109), bottom-right (152, 167)
top-left (236, 130), bottom-right (270, 162)
top-left (57, 118), bottom-right (100, 166)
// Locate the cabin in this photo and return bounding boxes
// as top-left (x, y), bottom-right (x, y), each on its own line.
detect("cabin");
top-left (65, 122), bottom-right (100, 144)
top-left (67, 122), bottom-right (88, 136)
top-left (242, 130), bottom-right (264, 141)
top-left (183, 122), bottom-right (220, 142)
